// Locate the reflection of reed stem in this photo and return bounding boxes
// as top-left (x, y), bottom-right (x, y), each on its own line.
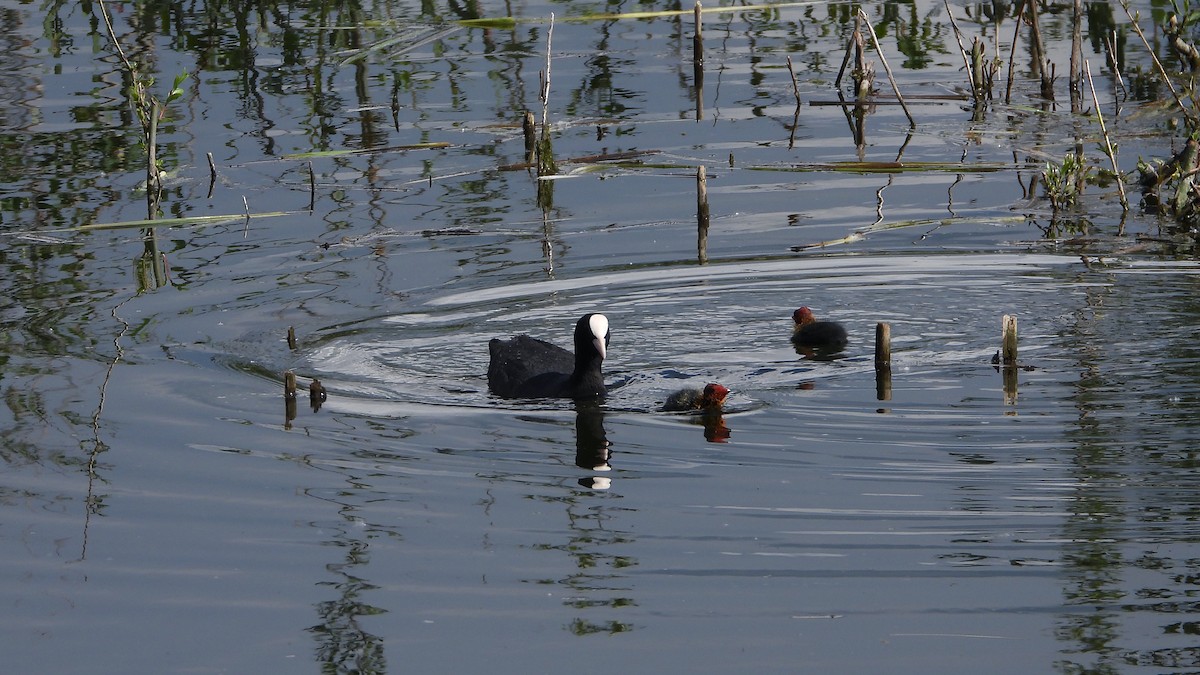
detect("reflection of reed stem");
top-left (307, 161), bottom-right (316, 212)
top-left (206, 152), bottom-right (217, 198)
top-left (522, 111), bottom-right (536, 164)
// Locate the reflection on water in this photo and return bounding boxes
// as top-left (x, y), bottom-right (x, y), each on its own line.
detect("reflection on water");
top-left (575, 401), bottom-right (612, 479)
top-left (5, 0), bottom-right (1200, 672)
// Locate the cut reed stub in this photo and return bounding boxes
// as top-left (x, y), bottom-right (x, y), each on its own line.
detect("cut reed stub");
top-left (1001, 314), bottom-right (1017, 366)
top-left (287, 326), bottom-right (298, 351)
top-left (874, 322), bottom-right (891, 368)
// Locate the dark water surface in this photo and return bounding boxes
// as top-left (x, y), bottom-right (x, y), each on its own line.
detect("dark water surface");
top-left (4, 0), bottom-right (1200, 673)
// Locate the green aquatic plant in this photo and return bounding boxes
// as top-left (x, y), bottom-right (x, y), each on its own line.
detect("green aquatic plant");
top-left (1042, 152), bottom-right (1093, 212)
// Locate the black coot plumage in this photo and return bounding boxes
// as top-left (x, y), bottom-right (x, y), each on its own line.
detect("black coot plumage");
top-left (791, 306), bottom-right (848, 351)
top-left (487, 313), bottom-right (610, 399)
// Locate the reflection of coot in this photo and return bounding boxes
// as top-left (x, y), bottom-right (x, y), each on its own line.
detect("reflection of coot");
top-left (575, 401), bottom-right (611, 472)
top-left (791, 306), bottom-right (848, 352)
top-left (487, 313), bottom-right (609, 399)
top-left (661, 383), bottom-right (729, 412)
top-left (661, 383), bottom-right (732, 443)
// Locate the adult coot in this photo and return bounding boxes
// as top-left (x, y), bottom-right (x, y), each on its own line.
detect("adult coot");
top-left (661, 383), bottom-right (730, 412)
top-left (487, 313), bottom-right (609, 399)
top-left (791, 306), bottom-right (848, 351)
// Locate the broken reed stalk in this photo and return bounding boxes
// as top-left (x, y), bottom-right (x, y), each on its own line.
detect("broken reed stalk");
top-left (942, 1), bottom-right (977, 98)
top-left (853, 26), bottom-right (873, 100)
top-left (874, 322), bottom-right (891, 368)
top-left (697, 165), bottom-right (710, 264)
top-left (1084, 60), bottom-right (1128, 212)
top-left (1004, 0), bottom-right (1026, 103)
top-left (1001, 315), bottom-right (1018, 366)
top-left (786, 55), bottom-right (801, 107)
top-left (856, 9), bottom-right (915, 127)
top-left (540, 13), bottom-right (555, 130)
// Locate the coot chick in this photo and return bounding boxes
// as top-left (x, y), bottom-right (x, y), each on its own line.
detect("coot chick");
top-left (487, 313), bottom-right (609, 399)
top-left (791, 306), bottom-right (848, 351)
top-left (661, 383), bottom-right (730, 412)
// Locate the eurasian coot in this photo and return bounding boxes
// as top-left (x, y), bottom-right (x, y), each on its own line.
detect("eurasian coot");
top-left (791, 306), bottom-right (848, 351)
top-left (661, 383), bottom-right (730, 412)
top-left (487, 313), bottom-right (609, 399)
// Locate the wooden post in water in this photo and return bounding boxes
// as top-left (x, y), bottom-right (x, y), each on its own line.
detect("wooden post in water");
top-left (697, 165), bottom-right (710, 264)
top-left (875, 322), bottom-right (892, 401)
top-left (287, 326), bottom-right (298, 351)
